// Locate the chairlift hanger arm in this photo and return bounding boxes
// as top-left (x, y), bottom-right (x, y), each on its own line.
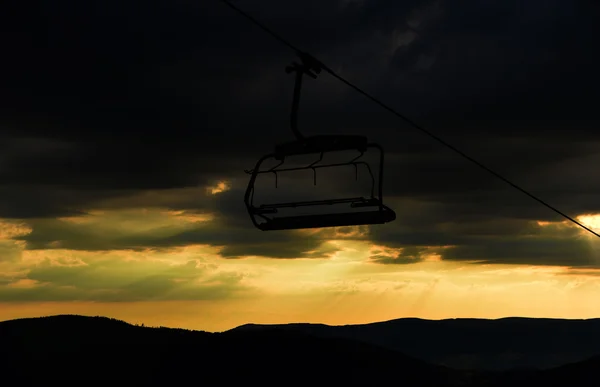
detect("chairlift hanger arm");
top-left (285, 52), bottom-right (323, 142)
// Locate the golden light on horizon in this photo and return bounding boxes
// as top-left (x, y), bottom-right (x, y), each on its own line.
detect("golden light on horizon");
top-left (2, 210), bottom-right (600, 332)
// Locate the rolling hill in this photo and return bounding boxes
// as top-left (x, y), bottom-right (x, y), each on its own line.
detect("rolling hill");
top-left (230, 317), bottom-right (600, 370)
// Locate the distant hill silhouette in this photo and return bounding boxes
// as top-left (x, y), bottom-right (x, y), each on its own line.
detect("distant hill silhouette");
top-left (230, 317), bottom-right (600, 370)
top-left (2, 315), bottom-right (599, 386)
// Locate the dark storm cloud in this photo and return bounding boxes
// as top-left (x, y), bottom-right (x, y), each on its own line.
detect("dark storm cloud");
top-left (366, 198), bottom-right (600, 267)
top-left (1, 0), bottom-right (599, 265)
top-left (441, 235), bottom-right (598, 267)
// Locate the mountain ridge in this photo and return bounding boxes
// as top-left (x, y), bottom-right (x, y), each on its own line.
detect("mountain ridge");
top-left (3, 315), bottom-right (600, 372)
top-left (228, 316), bottom-right (600, 370)
top-left (232, 316), bottom-right (598, 330)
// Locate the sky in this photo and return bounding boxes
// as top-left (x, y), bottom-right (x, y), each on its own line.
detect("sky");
top-left (1, 0), bottom-right (600, 332)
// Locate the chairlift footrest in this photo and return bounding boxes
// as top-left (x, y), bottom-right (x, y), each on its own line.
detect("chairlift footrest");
top-left (257, 209), bottom-right (396, 231)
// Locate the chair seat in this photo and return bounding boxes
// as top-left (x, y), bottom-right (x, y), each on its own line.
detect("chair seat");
top-left (257, 209), bottom-right (396, 231)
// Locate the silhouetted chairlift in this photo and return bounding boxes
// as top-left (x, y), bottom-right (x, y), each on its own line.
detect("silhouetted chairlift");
top-left (244, 52), bottom-right (396, 231)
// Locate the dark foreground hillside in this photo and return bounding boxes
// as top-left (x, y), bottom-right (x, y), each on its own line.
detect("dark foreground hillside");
top-left (0, 315), bottom-right (596, 386)
top-left (0, 315), bottom-right (467, 386)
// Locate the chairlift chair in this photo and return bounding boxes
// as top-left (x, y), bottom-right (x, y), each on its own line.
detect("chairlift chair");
top-left (244, 52), bottom-right (396, 231)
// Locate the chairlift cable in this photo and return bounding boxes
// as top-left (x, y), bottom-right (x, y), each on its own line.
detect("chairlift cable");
top-left (218, 0), bottom-right (600, 239)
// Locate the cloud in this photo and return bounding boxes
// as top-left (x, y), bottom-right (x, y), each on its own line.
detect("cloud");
top-left (13, 187), bottom-right (340, 259)
top-left (371, 215), bottom-right (600, 267)
top-left (18, 208), bottom-right (213, 251)
top-left (0, 246), bottom-right (256, 303)
top-left (369, 244), bottom-right (446, 265)
top-left (8, 182), bottom-right (600, 268)
top-left (0, 0), bottom-right (598, 270)
top-left (2, 0), bottom-right (594, 195)
top-left (0, 220), bottom-right (31, 263)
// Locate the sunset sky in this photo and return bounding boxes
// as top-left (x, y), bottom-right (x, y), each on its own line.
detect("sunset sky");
top-left (1, 0), bottom-right (599, 332)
